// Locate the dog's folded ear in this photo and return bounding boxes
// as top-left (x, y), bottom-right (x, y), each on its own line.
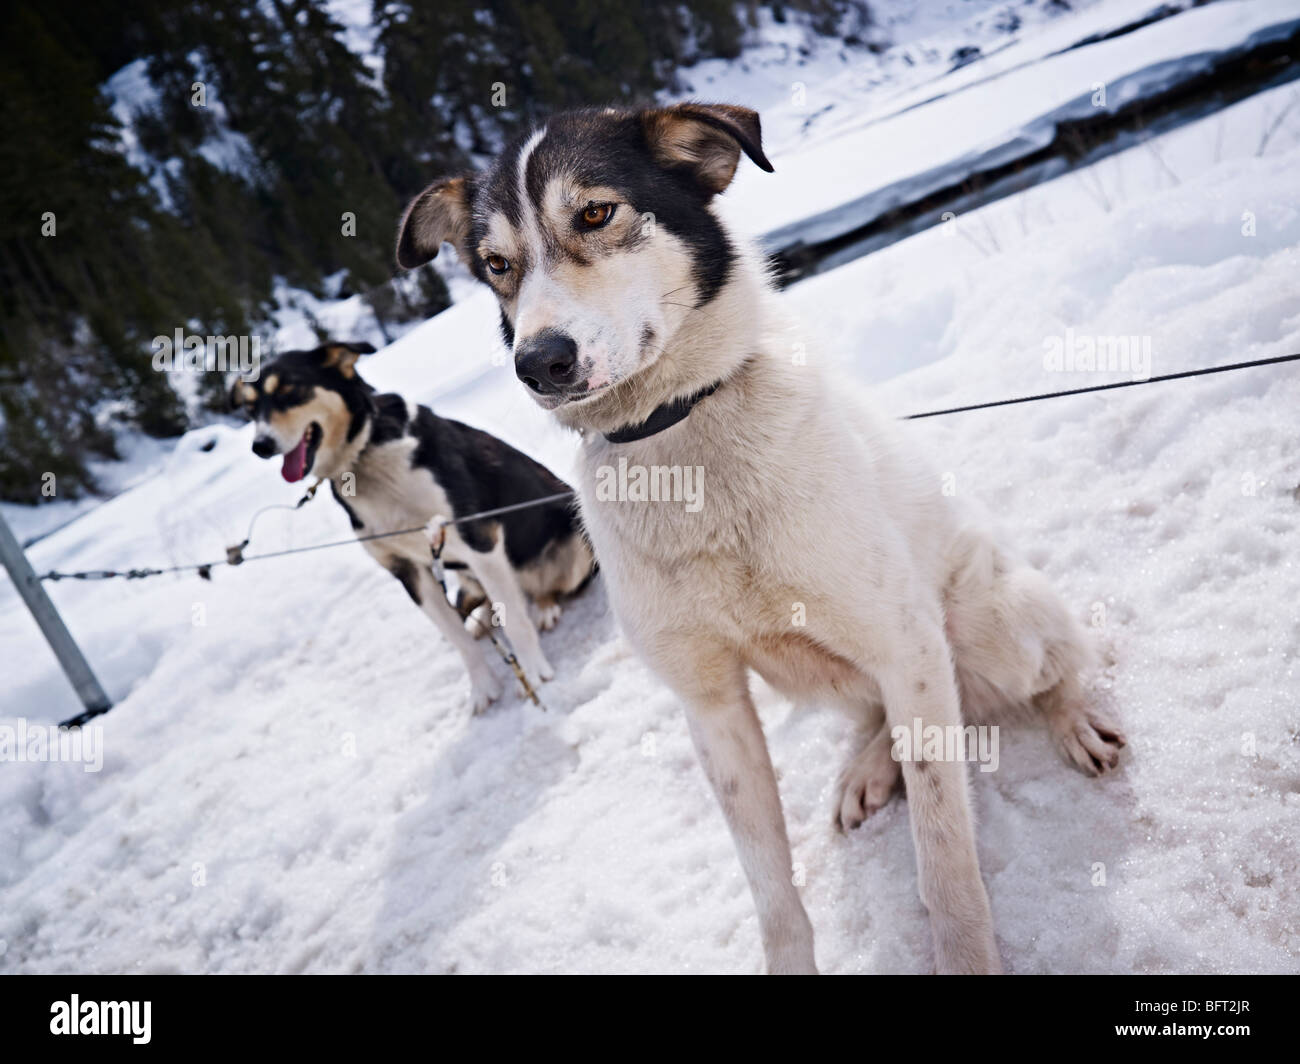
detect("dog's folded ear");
top-left (396, 176), bottom-right (471, 269)
top-left (317, 341), bottom-right (375, 378)
top-left (641, 103), bottom-right (773, 194)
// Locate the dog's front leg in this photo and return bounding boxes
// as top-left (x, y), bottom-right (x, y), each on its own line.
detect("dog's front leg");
top-left (466, 541), bottom-right (554, 686)
top-left (679, 661), bottom-right (816, 974)
top-left (408, 565), bottom-right (503, 713)
top-left (878, 618), bottom-right (1001, 974)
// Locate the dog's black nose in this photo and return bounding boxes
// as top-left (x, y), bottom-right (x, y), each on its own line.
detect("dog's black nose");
top-left (515, 332), bottom-right (578, 395)
top-left (251, 435), bottom-right (278, 459)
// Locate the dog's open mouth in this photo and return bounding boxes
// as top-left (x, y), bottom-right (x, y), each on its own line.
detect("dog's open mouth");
top-left (281, 423), bottom-right (321, 483)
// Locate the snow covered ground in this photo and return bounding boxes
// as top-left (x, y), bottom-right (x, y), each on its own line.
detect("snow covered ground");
top-left (727, 0), bottom-right (1300, 248)
top-left (4, 39), bottom-right (1300, 973)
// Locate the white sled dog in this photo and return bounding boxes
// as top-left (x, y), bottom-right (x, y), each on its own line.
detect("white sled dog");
top-left (395, 103), bottom-right (1126, 974)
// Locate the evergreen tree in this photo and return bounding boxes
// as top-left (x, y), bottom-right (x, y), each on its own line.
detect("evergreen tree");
top-left (1, 0), bottom-right (865, 503)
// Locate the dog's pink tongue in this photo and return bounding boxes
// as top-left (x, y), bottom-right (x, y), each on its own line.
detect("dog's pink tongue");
top-left (281, 435), bottom-right (308, 483)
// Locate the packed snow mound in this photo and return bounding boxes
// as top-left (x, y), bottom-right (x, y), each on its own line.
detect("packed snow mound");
top-left (2, 87), bottom-right (1299, 973)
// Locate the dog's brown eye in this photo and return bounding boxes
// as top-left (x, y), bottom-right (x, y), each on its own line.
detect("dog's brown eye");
top-left (580, 202), bottom-right (614, 228)
top-left (486, 254), bottom-right (510, 275)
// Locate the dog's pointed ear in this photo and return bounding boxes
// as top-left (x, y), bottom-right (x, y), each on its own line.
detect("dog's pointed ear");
top-left (229, 378), bottom-right (253, 412)
top-left (641, 103), bottom-right (773, 194)
top-left (396, 177), bottom-right (471, 269)
top-left (317, 341), bottom-right (375, 378)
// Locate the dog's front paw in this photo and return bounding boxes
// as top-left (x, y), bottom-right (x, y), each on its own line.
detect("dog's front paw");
top-left (833, 739), bottom-right (901, 832)
top-left (521, 654), bottom-right (554, 684)
top-left (1050, 704), bottom-right (1126, 776)
top-left (469, 670), bottom-right (504, 715)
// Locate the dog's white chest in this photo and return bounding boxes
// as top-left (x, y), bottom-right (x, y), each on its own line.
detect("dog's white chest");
top-left (343, 440), bottom-right (452, 541)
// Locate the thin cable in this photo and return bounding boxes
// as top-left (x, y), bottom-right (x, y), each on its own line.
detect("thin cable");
top-left (904, 352), bottom-right (1300, 420)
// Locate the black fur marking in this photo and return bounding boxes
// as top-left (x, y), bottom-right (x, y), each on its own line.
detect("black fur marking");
top-left (368, 392), bottom-right (410, 445)
top-left (408, 405), bottom-right (580, 566)
top-left (388, 557), bottom-right (423, 605)
top-left (498, 308), bottom-right (515, 349)
top-left (330, 480), bottom-right (364, 530)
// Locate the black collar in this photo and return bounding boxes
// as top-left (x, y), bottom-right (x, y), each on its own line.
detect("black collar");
top-left (603, 381), bottom-right (722, 444)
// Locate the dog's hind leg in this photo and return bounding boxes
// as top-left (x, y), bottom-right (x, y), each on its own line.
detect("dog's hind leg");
top-left (944, 529), bottom-right (1124, 773)
top-left (1020, 587), bottom-right (1125, 775)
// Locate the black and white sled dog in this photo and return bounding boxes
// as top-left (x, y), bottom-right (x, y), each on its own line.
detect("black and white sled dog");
top-left (394, 103), bottom-right (1126, 973)
top-left (230, 341), bottom-right (594, 712)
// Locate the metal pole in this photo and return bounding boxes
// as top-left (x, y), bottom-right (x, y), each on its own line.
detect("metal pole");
top-left (0, 510), bottom-right (112, 725)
